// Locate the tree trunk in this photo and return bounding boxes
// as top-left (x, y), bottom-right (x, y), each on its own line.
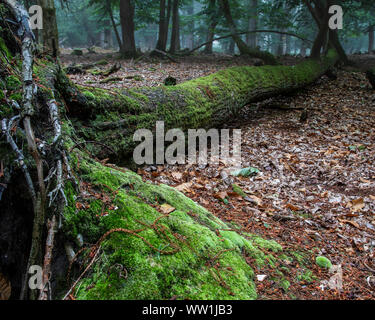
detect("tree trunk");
top-left (37, 0), bottom-right (58, 56)
top-left (155, 0), bottom-right (168, 51)
top-left (328, 29), bottom-right (348, 64)
top-left (119, 0), bottom-right (136, 57)
top-left (369, 25), bottom-right (374, 54)
top-left (186, 2), bottom-right (195, 50)
top-left (204, 0), bottom-right (217, 54)
top-left (300, 39), bottom-right (306, 57)
top-left (246, 0), bottom-right (257, 48)
top-left (57, 50), bottom-right (339, 161)
top-left (170, 0), bottom-right (180, 53)
top-left (106, 0), bottom-right (122, 51)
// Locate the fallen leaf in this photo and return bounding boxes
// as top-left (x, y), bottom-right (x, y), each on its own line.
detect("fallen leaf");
top-left (214, 191), bottom-right (228, 200)
top-left (285, 203), bottom-right (301, 211)
top-left (246, 195), bottom-right (262, 206)
top-left (175, 182), bottom-right (192, 193)
top-left (160, 203), bottom-right (175, 214)
top-left (171, 172), bottom-right (183, 180)
top-left (257, 275), bottom-right (267, 282)
top-left (0, 273), bottom-right (11, 300)
top-left (347, 198), bottom-right (365, 212)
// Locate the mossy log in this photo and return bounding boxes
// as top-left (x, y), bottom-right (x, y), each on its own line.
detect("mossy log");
top-left (0, 2), bottom-right (336, 299)
top-left (61, 154), bottom-right (286, 299)
top-left (366, 67), bottom-right (375, 89)
top-left (56, 50), bottom-right (339, 161)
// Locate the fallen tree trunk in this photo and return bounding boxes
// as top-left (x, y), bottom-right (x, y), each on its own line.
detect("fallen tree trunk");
top-left (56, 50), bottom-right (339, 161)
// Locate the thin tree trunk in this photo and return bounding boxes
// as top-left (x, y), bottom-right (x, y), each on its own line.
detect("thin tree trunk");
top-left (204, 0), bottom-right (217, 53)
top-left (106, 0), bottom-right (122, 51)
top-left (170, 0), bottom-right (180, 53)
top-left (246, 0), bottom-right (257, 48)
top-left (328, 29), bottom-right (348, 64)
top-left (186, 2), bottom-right (195, 50)
top-left (156, 0), bottom-right (167, 51)
top-left (37, 0), bottom-right (58, 56)
top-left (120, 0), bottom-right (136, 57)
top-left (369, 25), bottom-right (374, 53)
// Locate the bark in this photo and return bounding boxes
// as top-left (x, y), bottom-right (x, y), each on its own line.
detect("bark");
top-left (305, 0), bottom-right (348, 64)
top-left (119, 0), bottom-right (136, 57)
top-left (0, 0), bottom-right (340, 300)
top-left (155, 0), bottom-right (168, 51)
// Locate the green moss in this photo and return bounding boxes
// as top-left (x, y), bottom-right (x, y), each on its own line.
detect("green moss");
top-left (6, 75), bottom-right (21, 90)
top-left (82, 90), bottom-right (95, 100)
top-left (316, 256), bottom-right (332, 269)
top-left (232, 184), bottom-right (247, 198)
top-left (297, 269), bottom-right (316, 283)
top-left (9, 92), bottom-right (22, 102)
top-left (60, 152), bottom-right (287, 300)
top-left (0, 37), bottom-right (11, 60)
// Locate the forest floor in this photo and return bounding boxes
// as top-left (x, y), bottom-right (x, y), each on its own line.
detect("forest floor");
top-left (62, 52), bottom-right (375, 300)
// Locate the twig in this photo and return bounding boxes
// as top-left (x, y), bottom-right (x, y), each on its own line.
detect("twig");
top-left (1, 117), bottom-right (36, 202)
top-left (39, 215), bottom-right (57, 300)
top-left (152, 49), bottom-right (179, 63)
top-left (184, 30), bottom-right (312, 54)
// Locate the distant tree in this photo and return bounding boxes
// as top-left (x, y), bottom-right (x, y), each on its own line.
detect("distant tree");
top-left (37, 0), bottom-right (59, 55)
top-left (246, 0), bottom-right (257, 48)
top-left (170, 0), bottom-right (181, 53)
top-left (119, 0), bottom-right (137, 57)
top-left (155, 0), bottom-right (172, 51)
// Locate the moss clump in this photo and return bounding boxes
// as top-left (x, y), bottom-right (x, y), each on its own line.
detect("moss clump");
top-left (297, 269), bottom-right (316, 283)
top-left (0, 36), bottom-right (11, 61)
top-left (82, 90), bottom-right (95, 100)
top-left (316, 256), bottom-right (332, 269)
top-left (232, 184), bottom-right (247, 198)
top-left (6, 75), bottom-right (21, 90)
top-left (61, 151), bottom-right (286, 300)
